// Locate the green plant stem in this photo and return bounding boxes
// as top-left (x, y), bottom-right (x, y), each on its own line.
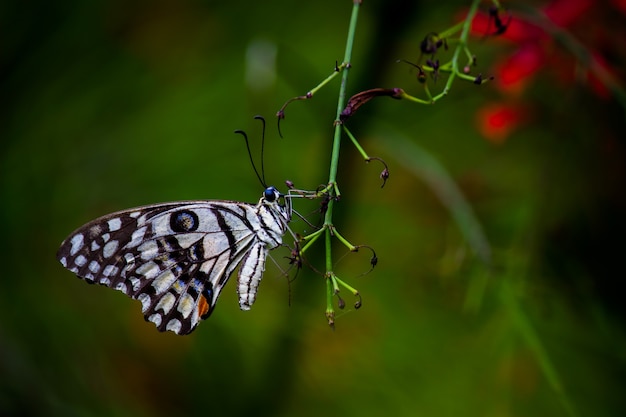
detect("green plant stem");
top-left (432, 0), bottom-right (481, 101)
top-left (342, 125), bottom-right (369, 160)
top-left (438, 20), bottom-right (465, 39)
top-left (326, 1), bottom-right (360, 199)
top-left (324, 2), bottom-right (361, 239)
top-left (325, 224), bottom-right (333, 278)
top-left (310, 63), bottom-right (349, 97)
top-left (317, 1), bottom-right (361, 321)
top-left (400, 0), bottom-right (483, 105)
top-left (330, 225), bottom-right (357, 251)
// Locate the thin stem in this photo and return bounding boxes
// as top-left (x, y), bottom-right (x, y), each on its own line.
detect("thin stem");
top-left (453, 0), bottom-right (481, 72)
top-left (310, 63), bottom-right (348, 96)
top-left (319, 2), bottom-right (361, 325)
top-left (438, 20), bottom-right (465, 39)
top-left (437, 0), bottom-right (481, 99)
top-left (343, 125), bottom-right (369, 160)
top-left (398, 0), bottom-right (482, 104)
top-left (329, 225), bottom-right (357, 251)
top-left (325, 1), bottom-right (361, 227)
top-left (300, 227), bottom-right (325, 254)
top-left (324, 224), bottom-right (333, 278)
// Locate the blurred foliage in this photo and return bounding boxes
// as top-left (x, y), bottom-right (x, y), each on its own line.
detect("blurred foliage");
top-left (1, 0), bottom-right (625, 416)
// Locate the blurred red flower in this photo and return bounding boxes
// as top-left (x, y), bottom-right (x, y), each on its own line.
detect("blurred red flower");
top-left (476, 103), bottom-right (528, 144)
top-left (469, 0), bottom-right (623, 143)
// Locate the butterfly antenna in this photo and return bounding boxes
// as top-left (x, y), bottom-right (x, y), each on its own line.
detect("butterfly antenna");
top-left (253, 115), bottom-right (267, 186)
top-left (234, 126), bottom-right (265, 187)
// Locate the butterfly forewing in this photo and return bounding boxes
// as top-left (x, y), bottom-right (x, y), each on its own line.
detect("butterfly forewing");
top-left (57, 188), bottom-right (290, 335)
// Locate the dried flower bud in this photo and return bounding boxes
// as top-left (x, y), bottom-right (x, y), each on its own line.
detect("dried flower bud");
top-left (380, 167), bottom-right (389, 188)
top-left (337, 295), bottom-right (346, 310)
top-left (487, 6), bottom-right (512, 36)
top-left (420, 32), bottom-right (442, 55)
top-left (340, 88), bottom-right (404, 121)
top-left (370, 253), bottom-right (378, 268)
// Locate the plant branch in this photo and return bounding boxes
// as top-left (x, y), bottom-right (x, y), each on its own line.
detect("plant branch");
top-left (319, 0), bottom-right (361, 326)
top-left (326, 1), bottom-right (361, 198)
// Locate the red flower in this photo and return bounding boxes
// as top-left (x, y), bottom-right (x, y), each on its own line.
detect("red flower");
top-left (476, 103), bottom-right (527, 144)
top-left (467, 0), bottom-right (621, 142)
top-left (543, 0), bottom-right (592, 26)
top-left (495, 42), bottom-right (545, 96)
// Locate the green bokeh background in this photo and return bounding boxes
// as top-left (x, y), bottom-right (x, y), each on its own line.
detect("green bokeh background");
top-left (2, 1), bottom-right (625, 416)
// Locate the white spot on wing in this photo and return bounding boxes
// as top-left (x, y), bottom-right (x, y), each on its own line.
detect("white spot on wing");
top-left (70, 234), bottom-right (84, 256)
top-left (138, 240), bottom-right (158, 260)
top-left (138, 293), bottom-right (151, 313)
top-left (75, 254), bottom-right (87, 267)
top-left (190, 310), bottom-right (200, 330)
top-left (136, 261), bottom-right (160, 279)
top-left (115, 282), bottom-right (128, 294)
top-left (102, 265), bottom-right (119, 277)
top-left (128, 226), bottom-right (147, 248)
top-left (155, 292), bottom-right (176, 314)
top-left (124, 253), bottom-right (135, 266)
top-left (89, 261), bottom-right (101, 274)
top-left (130, 277), bottom-right (141, 291)
top-left (108, 218), bottom-right (122, 232)
top-left (177, 293), bottom-right (195, 318)
top-left (152, 270), bottom-right (177, 295)
top-left (166, 319), bottom-right (182, 334)
top-left (103, 240), bottom-right (119, 258)
top-left (99, 277), bottom-right (111, 286)
top-left (148, 313), bottom-right (162, 327)
top-left (60, 257), bottom-right (67, 267)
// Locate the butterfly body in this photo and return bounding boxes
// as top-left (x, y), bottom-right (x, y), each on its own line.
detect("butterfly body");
top-left (57, 187), bottom-right (290, 335)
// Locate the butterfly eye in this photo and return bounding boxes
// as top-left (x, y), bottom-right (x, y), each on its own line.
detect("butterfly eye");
top-left (264, 186), bottom-right (279, 202)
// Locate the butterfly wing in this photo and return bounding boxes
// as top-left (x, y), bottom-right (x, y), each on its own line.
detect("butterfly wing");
top-left (57, 200), bottom-right (267, 335)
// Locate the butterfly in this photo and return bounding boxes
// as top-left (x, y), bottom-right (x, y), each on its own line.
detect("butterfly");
top-left (56, 186), bottom-right (292, 335)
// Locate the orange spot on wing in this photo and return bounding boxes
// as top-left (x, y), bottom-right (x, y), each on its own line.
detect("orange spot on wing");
top-left (197, 295), bottom-right (210, 319)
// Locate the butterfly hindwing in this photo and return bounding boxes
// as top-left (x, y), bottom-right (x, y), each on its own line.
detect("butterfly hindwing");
top-left (57, 188), bottom-right (290, 335)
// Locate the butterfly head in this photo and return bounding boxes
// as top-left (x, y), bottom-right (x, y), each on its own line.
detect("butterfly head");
top-left (263, 186), bottom-right (280, 203)
top-left (261, 186), bottom-right (292, 222)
